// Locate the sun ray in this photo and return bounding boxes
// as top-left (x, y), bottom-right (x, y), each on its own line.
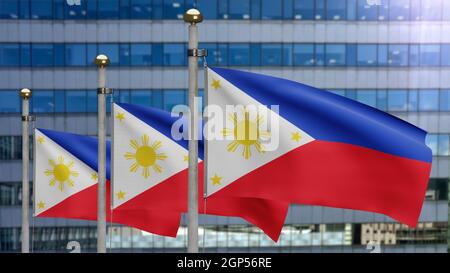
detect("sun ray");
top-left (48, 159), bottom-right (56, 167)
top-left (130, 162), bottom-right (139, 173)
top-left (58, 156), bottom-right (64, 164)
top-left (45, 156), bottom-right (79, 191)
top-left (67, 179), bottom-right (74, 187)
top-left (70, 170), bottom-right (79, 177)
top-left (151, 140), bottom-right (162, 150)
top-left (45, 169), bottom-right (54, 176)
top-left (124, 152), bottom-right (136, 160)
top-left (58, 181), bottom-right (64, 191)
top-left (49, 178), bottom-right (56, 186)
top-left (152, 164), bottom-right (162, 173)
top-left (130, 139), bottom-right (139, 150)
top-left (156, 153), bottom-right (167, 160)
top-left (242, 145), bottom-right (251, 159)
top-left (142, 167), bottom-right (150, 178)
top-left (227, 141), bottom-right (240, 152)
top-left (142, 134), bottom-right (149, 146)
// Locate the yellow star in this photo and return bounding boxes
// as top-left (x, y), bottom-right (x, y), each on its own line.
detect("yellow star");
top-left (116, 112), bottom-right (125, 122)
top-left (210, 174), bottom-right (222, 186)
top-left (37, 136), bottom-right (45, 144)
top-left (183, 155), bottom-right (189, 162)
top-left (91, 172), bottom-right (98, 181)
top-left (291, 132), bottom-right (301, 142)
top-left (211, 79), bottom-right (221, 90)
top-left (116, 190), bottom-right (126, 200)
top-left (37, 201), bottom-right (45, 209)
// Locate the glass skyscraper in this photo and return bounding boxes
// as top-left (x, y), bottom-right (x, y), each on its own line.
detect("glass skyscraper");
top-left (0, 0), bottom-right (448, 252)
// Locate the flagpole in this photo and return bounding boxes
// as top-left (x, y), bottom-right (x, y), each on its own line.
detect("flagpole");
top-left (95, 54), bottom-right (111, 253)
top-left (20, 88), bottom-right (32, 253)
top-left (184, 8), bottom-right (203, 253)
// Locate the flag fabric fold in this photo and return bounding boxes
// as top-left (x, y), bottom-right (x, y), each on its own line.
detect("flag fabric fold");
top-left (205, 67), bottom-right (432, 227)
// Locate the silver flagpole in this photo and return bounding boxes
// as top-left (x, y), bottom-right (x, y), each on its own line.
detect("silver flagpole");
top-left (184, 8), bottom-right (203, 253)
top-left (95, 54), bottom-right (111, 253)
top-left (20, 88), bottom-right (32, 253)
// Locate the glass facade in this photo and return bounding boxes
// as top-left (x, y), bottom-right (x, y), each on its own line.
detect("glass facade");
top-left (1, 0), bottom-right (449, 21)
top-left (3, 43), bottom-right (450, 67)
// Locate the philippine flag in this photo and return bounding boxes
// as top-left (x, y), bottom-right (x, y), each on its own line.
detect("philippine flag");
top-left (34, 128), bottom-right (181, 237)
top-left (205, 67), bottom-right (432, 227)
top-left (112, 102), bottom-right (289, 241)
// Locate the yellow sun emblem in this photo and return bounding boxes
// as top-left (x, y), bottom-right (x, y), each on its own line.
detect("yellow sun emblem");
top-left (124, 134), bottom-right (167, 178)
top-left (222, 108), bottom-right (271, 159)
top-left (45, 156), bottom-right (79, 191)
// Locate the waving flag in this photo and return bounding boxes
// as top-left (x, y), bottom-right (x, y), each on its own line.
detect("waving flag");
top-left (34, 128), bottom-right (181, 237)
top-left (112, 103), bottom-right (289, 241)
top-left (205, 67), bottom-right (432, 227)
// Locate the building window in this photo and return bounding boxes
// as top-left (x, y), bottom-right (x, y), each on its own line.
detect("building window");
top-left (420, 45), bottom-right (440, 66)
top-left (32, 90), bottom-right (54, 113)
top-left (357, 45), bottom-right (377, 66)
top-left (30, 0), bottom-right (52, 19)
top-left (357, 0), bottom-right (377, 21)
top-left (0, 0), bottom-right (18, 19)
top-left (130, 90), bottom-right (152, 107)
top-left (419, 90), bottom-right (439, 111)
top-left (31, 44), bottom-right (53, 66)
top-left (65, 44), bottom-right (87, 66)
top-left (163, 44), bottom-right (185, 66)
top-left (387, 90), bottom-right (408, 111)
top-left (388, 45), bottom-right (408, 66)
top-left (420, 0), bottom-right (442, 21)
top-left (325, 44), bottom-right (346, 66)
top-left (0, 91), bottom-right (20, 113)
top-left (261, 44), bottom-right (282, 66)
top-left (293, 44), bottom-right (315, 66)
top-left (98, 0), bottom-right (120, 19)
top-left (130, 0), bottom-right (152, 19)
top-left (356, 90), bottom-right (377, 108)
top-left (66, 91), bottom-right (86, 113)
top-left (229, 0), bottom-right (250, 19)
top-left (326, 0), bottom-right (346, 20)
top-left (163, 0), bottom-right (184, 19)
top-left (440, 90), bottom-right (450, 111)
top-left (389, 0), bottom-right (410, 21)
top-left (0, 44), bottom-right (20, 66)
top-left (293, 0), bottom-right (314, 20)
top-left (261, 0), bottom-right (282, 20)
top-left (163, 90), bottom-right (185, 112)
top-left (131, 44), bottom-right (152, 66)
top-left (98, 44), bottom-right (119, 65)
top-left (229, 44), bottom-right (250, 66)
top-left (197, 0), bottom-right (217, 19)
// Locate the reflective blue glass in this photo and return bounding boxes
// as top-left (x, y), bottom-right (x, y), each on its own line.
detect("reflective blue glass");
top-left (197, 0), bottom-right (217, 19)
top-left (356, 90), bottom-right (376, 108)
top-left (426, 134), bottom-right (438, 155)
top-left (199, 43), bottom-right (218, 66)
top-left (119, 90), bottom-right (130, 103)
top-left (410, 0), bottom-right (420, 20)
top-left (261, 0), bottom-right (281, 19)
top-left (32, 91), bottom-right (54, 113)
top-left (409, 45), bottom-right (419, 66)
top-left (54, 44), bottom-right (64, 66)
top-left (389, 0), bottom-right (410, 21)
top-left (130, 90), bottom-right (152, 106)
top-left (20, 44), bottom-right (30, 66)
top-left (0, 0), bottom-right (18, 19)
top-left (218, 0), bottom-right (227, 19)
top-left (163, 0), bottom-right (184, 19)
top-left (420, 45), bottom-right (440, 66)
top-left (378, 0), bottom-right (389, 21)
top-left (315, 0), bottom-right (325, 20)
top-left (152, 0), bottom-right (163, 19)
top-left (440, 90), bottom-right (450, 111)
top-left (65, 44), bottom-right (86, 66)
top-left (250, 0), bottom-right (261, 19)
top-left (119, 44), bottom-right (130, 66)
top-left (54, 90), bottom-right (65, 112)
top-left (131, 44), bottom-right (152, 66)
top-left (444, 1), bottom-right (450, 20)
top-left (357, 45), bottom-right (377, 66)
top-left (419, 90), bottom-right (439, 111)
top-left (315, 44), bottom-right (325, 66)
top-left (86, 0), bottom-right (97, 19)
top-left (441, 45), bottom-right (450, 66)
top-left (120, 0), bottom-right (131, 19)
top-left (87, 91), bottom-right (97, 113)
top-left (357, 0), bottom-right (377, 20)
top-left (325, 44), bottom-right (346, 66)
top-left (387, 90), bottom-right (408, 111)
top-left (283, 0), bottom-right (293, 19)
top-left (377, 45), bottom-right (388, 66)
top-left (98, 44), bottom-right (119, 65)
top-left (230, 0), bottom-right (250, 19)
top-left (0, 44), bottom-right (20, 66)
top-left (388, 45), bottom-right (408, 66)
top-left (152, 43), bottom-right (163, 65)
top-left (87, 44), bottom-right (97, 66)
top-left (261, 44), bottom-right (282, 66)
top-left (229, 44), bottom-right (250, 66)
top-left (19, 0), bottom-right (30, 19)
top-left (377, 90), bottom-right (387, 111)
top-left (421, 0), bottom-right (442, 21)
top-left (152, 90), bottom-right (163, 108)
top-left (408, 90), bottom-right (418, 111)
top-left (438, 134), bottom-right (449, 156)
top-left (0, 91), bottom-right (19, 113)
top-left (346, 44), bottom-right (357, 66)
top-left (98, 0), bottom-right (120, 19)
top-left (31, 44), bottom-right (53, 66)
top-left (283, 44), bottom-right (293, 66)
top-left (217, 44), bottom-right (228, 66)
top-left (66, 91), bottom-right (86, 112)
top-left (65, 0), bottom-right (87, 19)
top-left (31, 0), bottom-right (52, 19)
top-left (163, 90), bottom-right (185, 112)
top-left (293, 44), bottom-right (314, 66)
top-left (163, 44), bottom-right (185, 66)
top-left (293, 0), bottom-right (314, 20)
top-left (326, 0), bottom-right (346, 20)
top-left (250, 44), bottom-right (261, 66)
top-left (345, 90), bottom-right (357, 100)
top-left (346, 0), bottom-right (357, 20)
top-left (130, 0), bottom-right (152, 19)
